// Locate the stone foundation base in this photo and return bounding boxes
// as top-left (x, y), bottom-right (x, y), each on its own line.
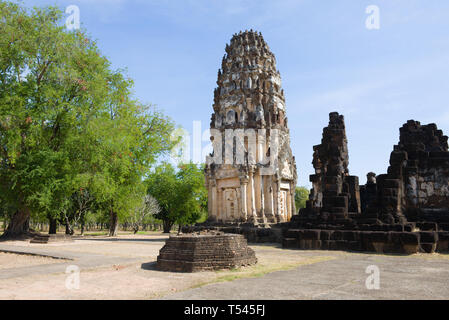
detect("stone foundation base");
top-left (282, 229), bottom-right (449, 254)
top-left (157, 231), bottom-right (257, 272)
top-left (183, 220), bottom-right (449, 254)
top-left (182, 223), bottom-right (285, 243)
top-left (30, 234), bottom-right (74, 244)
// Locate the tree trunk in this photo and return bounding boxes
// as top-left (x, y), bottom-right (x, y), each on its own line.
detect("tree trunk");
top-left (2, 208), bottom-right (30, 238)
top-left (49, 218), bottom-right (57, 234)
top-left (23, 218), bottom-right (30, 232)
top-left (162, 220), bottom-right (173, 233)
top-left (65, 223), bottom-right (71, 235)
top-left (109, 210), bottom-right (118, 237)
top-left (64, 216), bottom-right (74, 235)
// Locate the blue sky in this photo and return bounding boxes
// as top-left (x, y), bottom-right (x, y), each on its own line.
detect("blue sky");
top-left (17, 0), bottom-right (449, 187)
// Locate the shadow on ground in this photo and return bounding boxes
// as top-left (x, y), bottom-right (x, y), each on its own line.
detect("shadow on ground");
top-left (141, 261), bottom-right (158, 270)
top-left (75, 237), bottom-right (168, 243)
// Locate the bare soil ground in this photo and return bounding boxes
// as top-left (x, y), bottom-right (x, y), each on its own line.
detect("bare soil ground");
top-left (0, 252), bottom-right (67, 270)
top-left (1, 233), bottom-right (448, 300)
top-left (0, 233), bottom-right (330, 300)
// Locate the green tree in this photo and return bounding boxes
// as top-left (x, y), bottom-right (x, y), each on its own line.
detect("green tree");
top-left (295, 187), bottom-right (310, 210)
top-left (146, 162), bottom-right (207, 233)
top-left (126, 194), bottom-right (160, 234)
top-left (0, 2), bottom-right (98, 237)
top-left (0, 2), bottom-right (176, 238)
top-left (88, 101), bottom-right (176, 236)
top-left (175, 162), bottom-right (208, 230)
top-left (63, 188), bottom-right (94, 236)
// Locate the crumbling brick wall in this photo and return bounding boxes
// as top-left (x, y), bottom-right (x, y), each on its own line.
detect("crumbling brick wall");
top-left (368, 120), bottom-right (449, 223)
top-left (307, 112), bottom-right (361, 218)
top-left (286, 116), bottom-right (449, 254)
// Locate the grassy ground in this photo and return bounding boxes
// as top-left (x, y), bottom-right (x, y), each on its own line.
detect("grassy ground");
top-left (191, 256), bottom-right (334, 288)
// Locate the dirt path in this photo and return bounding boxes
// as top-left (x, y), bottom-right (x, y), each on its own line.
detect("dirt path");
top-left (1, 233), bottom-right (448, 300)
top-left (0, 234), bottom-right (329, 300)
top-left (163, 251), bottom-right (449, 300)
top-left (0, 252), bottom-right (66, 270)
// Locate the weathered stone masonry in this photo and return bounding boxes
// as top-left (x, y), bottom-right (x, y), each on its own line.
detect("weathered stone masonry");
top-left (307, 112), bottom-right (361, 220)
top-left (382, 120), bottom-right (449, 223)
top-left (284, 114), bottom-right (449, 254)
top-left (157, 232), bottom-right (257, 272)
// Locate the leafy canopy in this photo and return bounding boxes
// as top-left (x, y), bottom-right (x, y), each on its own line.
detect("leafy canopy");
top-left (146, 162), bottom-right (207, 229)
top-left (0, 1), bottom-right (177, 232)
top-left (295, 186), bottom-right (310, 210)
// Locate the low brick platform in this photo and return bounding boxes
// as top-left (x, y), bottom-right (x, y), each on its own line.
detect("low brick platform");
top-left (30, 234), bottom-right (74, 244)
top-left (157, 232), bottom-right (257, 272)
top-left (182, 224), bottom-right (284, 243)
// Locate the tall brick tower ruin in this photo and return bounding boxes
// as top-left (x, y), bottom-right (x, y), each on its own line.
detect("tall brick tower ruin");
top-left (307, 112), bottom-right (361, 220)
top-left (205, 30), bottom-right (297, 225)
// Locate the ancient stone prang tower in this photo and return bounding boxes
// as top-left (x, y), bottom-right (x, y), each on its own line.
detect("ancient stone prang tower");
top-left (205, 30), bottom-right (297, 225)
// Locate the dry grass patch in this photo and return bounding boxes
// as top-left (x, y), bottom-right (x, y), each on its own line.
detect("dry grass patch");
top-left (190, 255), bottom-right (335, 289)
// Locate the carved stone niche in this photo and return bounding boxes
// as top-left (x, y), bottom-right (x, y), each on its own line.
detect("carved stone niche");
top-left (278, 189), bottom-right (288, 218)
top-left (278, 181), bottom-right (291, 220)
top-left (223, 188), bottom-right (239, 221)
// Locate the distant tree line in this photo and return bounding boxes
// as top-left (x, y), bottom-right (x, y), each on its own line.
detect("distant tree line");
top-left (295, 187), bottom-right (310, 210)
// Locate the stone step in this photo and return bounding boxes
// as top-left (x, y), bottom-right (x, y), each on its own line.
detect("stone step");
top-left (30, 240), bottom-right (49, 244)
top-left (30, 234), bottom-right (74, 244)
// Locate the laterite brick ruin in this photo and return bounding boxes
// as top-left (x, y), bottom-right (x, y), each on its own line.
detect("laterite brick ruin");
top-left (157, 231), bottom-right (257, 272)
top-left (284, 114), bottom-right (449, 254)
